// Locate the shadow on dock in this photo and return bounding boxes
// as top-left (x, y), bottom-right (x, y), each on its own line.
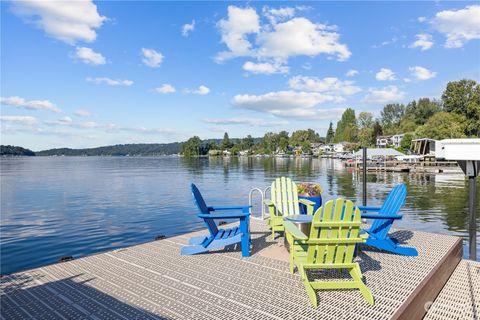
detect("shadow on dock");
top-left (1, 274), bottom-right (169, 319)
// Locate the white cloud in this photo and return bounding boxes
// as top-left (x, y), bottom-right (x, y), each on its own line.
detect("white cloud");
top-left (362, 86), bottom-right (405, 104)
top-left (75, 47), bottom-right (106, 65)
top-left (410, 34), bottom-right (434, 51)
top-left (75, 110), bottom-right (91, 117)
top-left (216, 6), bottom-right (260, 62)
top-left (182, 20), bottom-right (195, 37)
top-left (346, 69), bottom-right (358, 77)
top-left (10, 0), bottom-right (106, 44)
top-left (375, 68), bottom-right (396, 81)
top-left (404, 78), bottom-right (412, 83)
top-left (409, 66), bottom-right (437, 80)
top-left (418, 17), bottom-right (427, 23)
top-left (154, 84), bottom-right (176, 94)
top-left (86, 77), bottom-right (133, 86)
top-left (0, 115), bottom-right (38, 126)
top-left (80, 121), bottom-right (98, 128)
top-left (256, 17), bottom-right (351, 62)
top-left (1, 96), bottom-right (61, 113)
top-left (215, 6), bottom-right (350, 63)
top-left (288, 76), bottom-right (361, 96)
top-left (243, 61), bottom-right (288, 74)
top-left (232, 90), bottom-right (345, 120)
top-left (263, 6), bottom-right (296, 24)
top-left (141, 48), bottom-right (164, 68)
top-left (204, 117), bottom-right (287, 127)
top-left (55, 116), bottom-right (73, 125)
top-left (432, 5), bottom-right (480, 48)
top-left (193, 85), bottom-right (210, 95)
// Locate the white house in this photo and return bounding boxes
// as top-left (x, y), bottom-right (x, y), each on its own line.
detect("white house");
top-left (333, 142), bottom-right (347, 153)
top-left (376, 134), bottom-right (405, 148)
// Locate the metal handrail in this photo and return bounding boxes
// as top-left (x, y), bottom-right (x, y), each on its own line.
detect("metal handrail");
top-left (248, 188), bottom-right (265, 220)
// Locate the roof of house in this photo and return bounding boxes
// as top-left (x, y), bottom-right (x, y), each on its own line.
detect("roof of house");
top-left (354, 148), bottom-right (405, 157)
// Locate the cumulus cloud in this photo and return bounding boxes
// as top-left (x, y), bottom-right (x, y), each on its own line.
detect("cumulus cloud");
top-left (54, 116), bottom-right (73, 125)
top-left (1, 96), bottom-right (61, 113)
top-left (216, 6), bottom-right (260, 62)
top-left (215, 6), bottom-right (350, 64)
top-left (346, 69), bottom-right (358, 77)
top-left (10, 0), bottom-right (106, 44)
top-left (243, 61), bottom-right (289, 74)
top-left (232, 91), bottom-right (345, 120)
top-left (432, 5), bottom-right (480, 48)
top-left (0, 115), bottom-right (38, 126)
top-left (182, 20), bottom-right (195, 37)
top-left (410, 34), bottom-right (434, 51)
top-left (75, 110), bottom-right (91, 117)
top-left (204, 117), bottom-right (288, 127)
top-left (86, 77), bottom-right (133, 86)
top-left (141, 48), bottom-right (164, 68)
top-left (154, 84), bottom-right (176, 94)
top-left (75, 47), bottom-right (106, 65)
top-left (80, 121), bottom-right (98, 128)
top-left (192, 85), bottom-right (210, 95)
top-left (288, 76), bottom-right (361, 96)
top-left (375, 68), bottom-right (396, 81)
top-left (362, 86), bottom-right (405, 104)
top-left (409, 66), bottom-right (437, 80)
top-left (262, 6), bottom-right (296, 24)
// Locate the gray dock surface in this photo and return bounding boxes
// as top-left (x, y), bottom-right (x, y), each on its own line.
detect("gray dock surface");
top-left (0, 219), bottom-right (475, 319)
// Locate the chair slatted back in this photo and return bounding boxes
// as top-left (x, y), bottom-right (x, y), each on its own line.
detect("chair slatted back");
top-left (270, 177), bottom-right (300, 216)
top-left (307, 199), bottom-right (362, 265)
top-left (191, 183), bottom-right (218, 237)
top-left (371, 184), bottom-right (407, 239)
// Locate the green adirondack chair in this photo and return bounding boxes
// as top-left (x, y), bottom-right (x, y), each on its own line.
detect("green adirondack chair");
top-left (264, 177), bottom-right (315, 239)
top-left (284, 198), bottom-right (374, 307)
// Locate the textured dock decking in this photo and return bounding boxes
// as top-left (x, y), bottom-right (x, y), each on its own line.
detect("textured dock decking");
top-left (0, 219), bottom-right (473, 320)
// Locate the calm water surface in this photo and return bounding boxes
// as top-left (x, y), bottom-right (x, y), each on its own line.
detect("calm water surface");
top-left (1, 156), bottom-right (479, 274)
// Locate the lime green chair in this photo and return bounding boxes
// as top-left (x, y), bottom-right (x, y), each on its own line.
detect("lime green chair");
top-left (284, 198), bottom-right (374, 307)
top-left (264, 177), bottom-right (315, 239)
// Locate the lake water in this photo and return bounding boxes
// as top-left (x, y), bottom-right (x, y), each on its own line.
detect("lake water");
top-left (1, 156), bottom-right (478, 274)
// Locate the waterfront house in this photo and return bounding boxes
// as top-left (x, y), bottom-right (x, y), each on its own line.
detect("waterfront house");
top-left (376, 134), bottom-right (405, 148)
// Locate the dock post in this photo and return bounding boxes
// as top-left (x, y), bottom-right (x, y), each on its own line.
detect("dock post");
top-left (363, 147), bottom-right (367, 206)
top-left (469, 175), bottom-right (477, 261)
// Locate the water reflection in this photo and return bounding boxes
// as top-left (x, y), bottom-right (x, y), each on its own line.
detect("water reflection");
top-left (1, 156), bottom-right (478, 274)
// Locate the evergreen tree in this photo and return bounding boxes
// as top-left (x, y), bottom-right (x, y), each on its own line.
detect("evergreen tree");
top-left (334, 108), bottom-right (358, 142)
top-left (221, 132), bottom-right (233, 150)
top-left (325, 122), bottom-right (335, 143)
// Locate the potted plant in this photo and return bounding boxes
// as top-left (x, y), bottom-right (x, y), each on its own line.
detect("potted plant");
top-left (297, 183), bottom-right (323, 214)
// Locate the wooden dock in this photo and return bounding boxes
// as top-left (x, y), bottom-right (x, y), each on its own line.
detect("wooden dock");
top-left (1, 219), bottom-right (476, 320)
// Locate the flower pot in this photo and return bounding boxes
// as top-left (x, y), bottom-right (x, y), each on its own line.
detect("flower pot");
top-left (298, 195), bottom-right (322, 215)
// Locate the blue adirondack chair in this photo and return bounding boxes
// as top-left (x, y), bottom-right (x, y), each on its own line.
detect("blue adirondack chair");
top-left (180, 184), bottom-right (251, 257)
top-left (358, 184), bottom-right (418, 256)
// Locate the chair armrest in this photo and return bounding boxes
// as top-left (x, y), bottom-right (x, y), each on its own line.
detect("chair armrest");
top-left (357, 206), bottom-right (381, 212)
top-left (298, 199), bottom-right (315, 206)
top-left (360, 234), bottom-right (369, 243)
top-left (263, 199), bottom-right (275, 206)
top-left (198, 213), bottom-right (249, 219)
top-left (284, 221), bottom-right (308, 240)
top-left (361, 213), bottom-right (403, 219)
top-left (208, 205), bottom-right (251, 211)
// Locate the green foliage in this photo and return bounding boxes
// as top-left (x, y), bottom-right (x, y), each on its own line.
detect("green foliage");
top-left (399, 133), bottom-right (414, 152)
top-left (325, 122), bottom-right (335, 143)
top-left (442, 79), bottom-right (480, 136)
top-left (279, 137), bottom-right (289, 152)
top-left (221, 132), bottom-right (233, 150)
top-left (0, 145), bottom-right (35, 156)
top-left (290, 129), bottom-right (319, 146)
top-left (415, 112), bottom-right (467, 139)
top-left (334, 108), bottom-right (358, 143)
top-left (380, 103), bottom-right (405, 132)
top-left (405, 98), bottom-right (442, 125)
top-left (181, 136), bottom-right (203, 157)
top-left (37, 143), bottom-right (182, 156)
top-left (241, 135), bottom-right (254, 150)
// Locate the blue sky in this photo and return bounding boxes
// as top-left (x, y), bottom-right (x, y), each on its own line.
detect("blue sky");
top-left (1, 1), bottom-right (479, 150)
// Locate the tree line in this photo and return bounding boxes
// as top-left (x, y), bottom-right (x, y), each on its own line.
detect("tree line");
top-left (182, 79), bottom-right (479, 156)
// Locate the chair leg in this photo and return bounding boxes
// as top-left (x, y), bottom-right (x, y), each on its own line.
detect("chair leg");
top-left (302, 278), bottom-right (318, 307)
top-left (349, 265), bottom-right (374, 305)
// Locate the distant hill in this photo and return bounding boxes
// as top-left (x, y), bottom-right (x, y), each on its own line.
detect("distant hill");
top-left (36, 143), bottom-right (183, 156)
top-left (0, 145), bottom-right (35, 156)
